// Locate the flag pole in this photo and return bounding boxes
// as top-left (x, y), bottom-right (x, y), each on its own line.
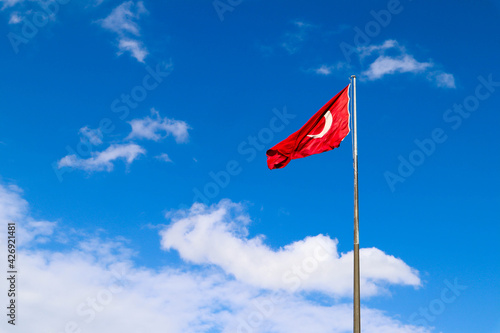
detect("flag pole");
top-left (351, 75), bottom-right (361, 333)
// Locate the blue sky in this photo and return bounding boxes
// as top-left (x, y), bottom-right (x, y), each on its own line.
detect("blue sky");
top-left (0, 0), bottom-right (499, 332)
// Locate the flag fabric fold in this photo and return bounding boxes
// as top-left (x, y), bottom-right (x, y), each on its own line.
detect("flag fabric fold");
top-left (266, 84), bottom-right (351, 169)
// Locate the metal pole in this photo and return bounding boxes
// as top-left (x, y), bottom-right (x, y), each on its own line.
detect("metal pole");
top-left (351, 75), bottom-right (361, 333)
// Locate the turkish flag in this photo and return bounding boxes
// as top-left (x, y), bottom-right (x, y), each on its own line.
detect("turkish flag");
top-left (266, 85), bottom-right (350, 169)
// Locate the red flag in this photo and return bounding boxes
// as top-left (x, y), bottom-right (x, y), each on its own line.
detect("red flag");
top-left (266, 84), bottom-right (350, 169)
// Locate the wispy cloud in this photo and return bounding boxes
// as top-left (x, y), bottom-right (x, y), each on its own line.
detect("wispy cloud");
top-left (0, 0), bottom-right (23, 10)
top-left (161, 200), bottom-right (420, 296)
top-left (0, 183), bottom-right (27, 228)
top-left (357, 39), bottom-right (399, 59)
top-left (431, 71), bottom-right (456, 88)
top-left (1, 1), bottom-right (56, 27)
top-left (79, 126), bottom-right (103, 146)
top-left (259, 20), bottom-right (316, 56)
top-left (281, 20), bottom-right (315, 55)
top-left (56, 109), bottom-right (189, 175)
top-left (306, 62), bottom-right (348, 76)
top-left (314, 65), bottom-right (336, 75)
top-left (310, 39), bottom-right (455, 88)
top-left (117, 38), bottom-right (148, 63)
top-left (357, 40), bottom-right (455, 88)
top-left (363, 54), bottom-right (432, 80)
top-left (0, 183), bottom-right (431, 333)
top-left (127, 108), bottom-right (190, 143)
top-left (0, 183), bottom-right (57, 246)
top-left (100, 1), bottom-right (148, 62)
top-left (8, 11), bottom-right (21, 24)
top-left (101, 0), bottom-right (145, 35)
top-left (57, 143), bottom-right (145, 172)
top-left (155, 153), bottom-right (172, 163)
top-left (305, 38), bottom-right (455, 89)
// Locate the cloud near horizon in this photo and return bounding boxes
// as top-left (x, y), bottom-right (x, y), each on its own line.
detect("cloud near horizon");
top-left (0, 182), bottom-right (430, 333)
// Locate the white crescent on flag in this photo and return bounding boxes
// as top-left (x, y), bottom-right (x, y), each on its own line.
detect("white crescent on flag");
top-left (307, 111), bottom-right (333, 138)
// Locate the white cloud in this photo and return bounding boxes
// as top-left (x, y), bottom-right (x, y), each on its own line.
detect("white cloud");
top-left (117, 38), bottom-right (148, 63)
top-left (1, 0), bottom-right (61, 23)
top-left (101, 0), bottom-right (146, 35)
top-left (57, 143), bottom-right (145, 172)
top-left (314, 64), bottom-right (335, 75)
top-left (0, 183), bottom-right (26, 223)
top-left (307, 62), bottom-right (347, 76)
top-left (100, 1), bottom-right (149, 63)
top-left (358, 40), bottom-right (456, 89)
top-left (0, 0), bottom-right (23, 10)
top-left (161, 200), bottom-right (421, 297)
top-left (308, 40), bottom-right (453, 84)
top-left (127, 109), bottom-right (190, 143)
top-left (79, 126), bottom-right (103, 145)
top-left (363, 54), bottom-right (432, 80)
top-left (357, 39), bottom-right (399, 58)
top-left (8, 12), bottom-right (21, 24)
top-left (6, 247), bottom-right (430, 333)
top-left (56, 109), bottom-right (187, 175)
top-left (0, 183), bottom-right (57, 246)
top-left (19, 220), bottom-right (57, 244)
top-left (431, 71), bottom-right (456, 88)
top-left (156, 153), bottom-right (172, 163)
top-left (0, 184), bottom-right (431, 333)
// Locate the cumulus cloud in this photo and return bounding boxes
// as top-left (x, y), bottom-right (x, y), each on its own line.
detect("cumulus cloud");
top-left (127, 108), bottom-right (190, 143)
top-left (6, 247), bottom-right (430, 333)
top-left (57, 143), bottom-right (145, 172)
top-left (358, 40), bottom-right (455, 88)
top-left (161, 200), bottom-right (421, 297)
top-left (100, 1), bottom-right (148, 62)
top-left (0, 183), bottom-right (430, 333)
